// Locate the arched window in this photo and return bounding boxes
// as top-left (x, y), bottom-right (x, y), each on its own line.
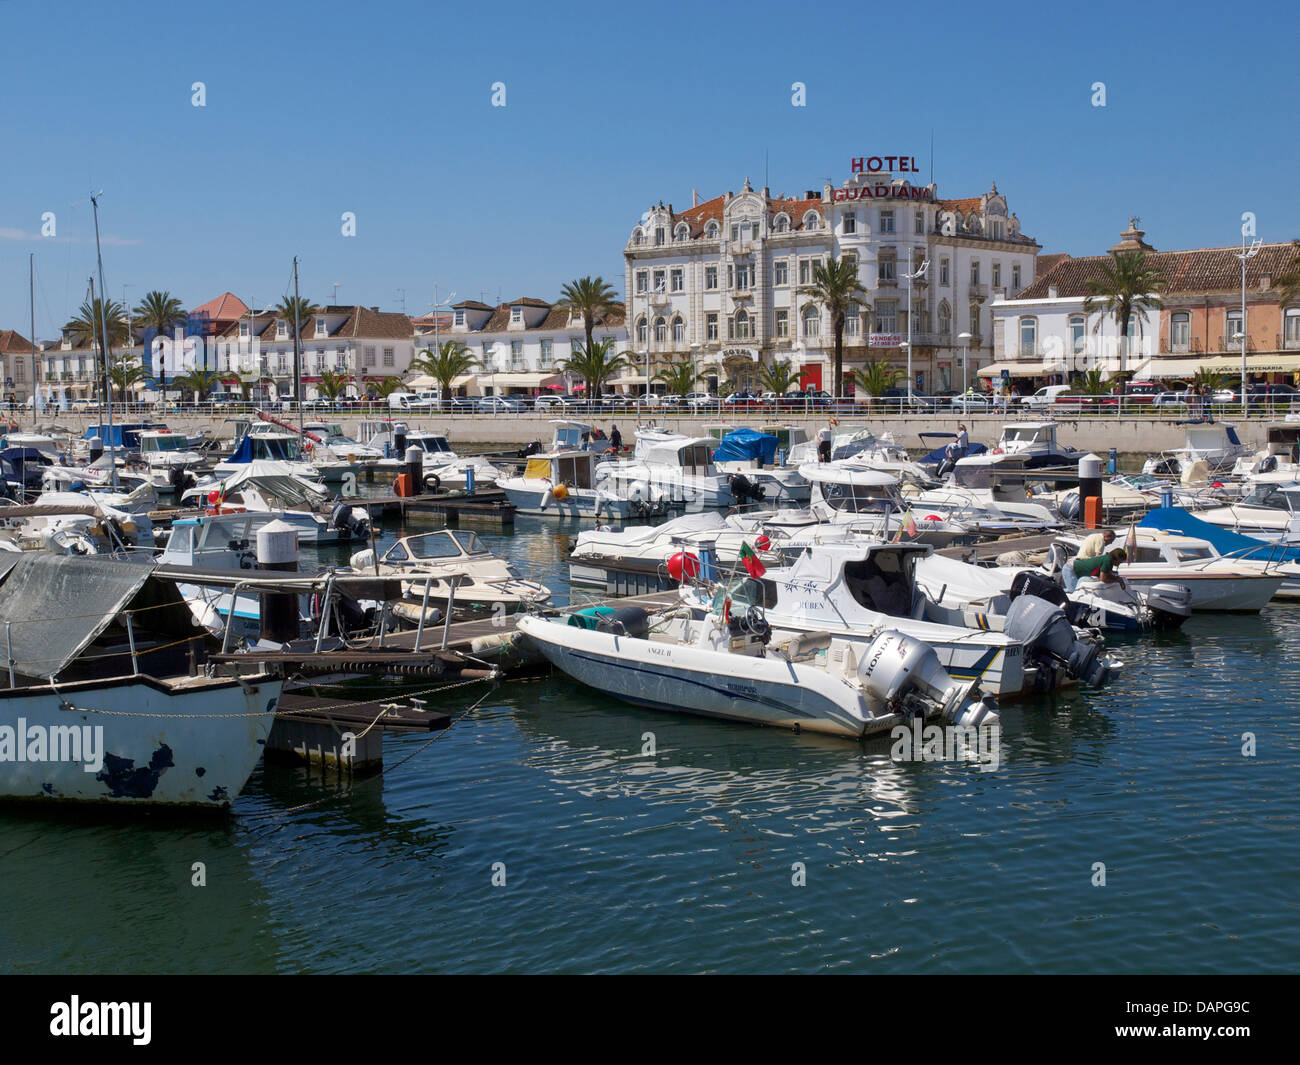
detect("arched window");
top-left (803, 305), bottom-right (821, 338)
top-left (1018, 316), bottom-right (1037, 356)
top-left (773, 213), bottom-right (790, 233)
top-left (704, 221), bottom-right (720, 239)
top-left (674, 223), bottom-right (690, 241)
top-left (632, 228), bottom-right (644, 246)
top-left (654, 316), bottom-right (667, 343)
top-left (731, 310), bottom-right (751, 340)
top-left (938, 303), bottom-right (951, 337)
top-left (803, 211), bottom-right (820, 230)
top-left (636, 316), bottom-right (647, 344)
top-left (672, 316), bottom-right (685, 343)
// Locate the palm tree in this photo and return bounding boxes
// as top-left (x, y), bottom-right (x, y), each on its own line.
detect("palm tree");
top-left (755, 360), bottom-right (799, 397)
top-left (1083, 250), bottom-right (1164, 379)
top-left (653, 359), bottom-right (701, 398)
top-left (370, 376), bottom-right (406, 401)
top-left (846, 359), bottom-right (903, 411)
top-left (64, 298), bottom-right (128, 350)
top-left (316, 369), bottom-right (351, 403)
top-left (1072, 367), bottom-right (1110, 395)
top-left (409, 341), bottom-right (479, 408)
top-left (797, 258), bottom-right (867, 398)
top-left (132, 290), bottom-right (188, 400)
top-left (1272, 240), bottom-right (1300, 314)
top-left (556, 277), bottom-right (619, 354)
top-left (562, 338), bottom-right (630, 398)
top-left (171, 368), bottom-right (222, 404)
top-left (108, 354), bottom-right (149, 402)
top-left (274, 296), bottom-right (320, 342)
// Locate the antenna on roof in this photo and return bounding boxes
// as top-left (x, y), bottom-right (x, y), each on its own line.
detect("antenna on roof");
top-left (930, 129), bottom-right (934, 185)
top-left (764, 148), bottom-right (768, 191)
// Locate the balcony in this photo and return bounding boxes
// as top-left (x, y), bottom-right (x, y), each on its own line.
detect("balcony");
top-left (968, 283), bottom-right (988, 299)
top-left (1280, 333), bottom-right (1300, 351)
top-left (649, 291), bottom-right (672, 309)
top-left (728, 240), bottom-right (754, 257)
top-left (1217, 334), bottom-right (1256, 353)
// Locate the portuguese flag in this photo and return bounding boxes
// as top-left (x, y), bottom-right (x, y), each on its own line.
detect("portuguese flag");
top-left (739, 541), bottom-right (766, 578)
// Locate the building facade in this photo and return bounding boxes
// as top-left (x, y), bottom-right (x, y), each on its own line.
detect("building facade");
top-left (623, 168), bottom-right (1039, 395)
top-left (992, 222), bottom-right (1300, 387)
top-left (1, 330), bottom-right (36, 406)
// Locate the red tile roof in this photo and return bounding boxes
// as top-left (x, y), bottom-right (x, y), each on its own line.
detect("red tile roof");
top-left (191, 292), bottom-right (249, 321)
top-left (0, 329), bottom-right (33, 354)
top-left (937, 197), bottom-right (982, 214)
top-left (1017, 242), bottom-right (1300, 301)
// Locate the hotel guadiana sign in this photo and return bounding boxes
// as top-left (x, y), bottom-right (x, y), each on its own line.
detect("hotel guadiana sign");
top-left (834, 155), bottom-right (934, 201)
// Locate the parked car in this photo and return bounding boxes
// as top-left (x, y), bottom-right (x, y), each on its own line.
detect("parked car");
top-left (533, 394), bottom-right (572, 410)
top-left (684, 391), bottom-right (715, 409)
top-left (782, 389), bottom-right (831, 408)
top-left (1152, 391), bottom-right (1189, 408)
top-left (476, 395), bottom-right (526, 413)
top-left (950, 391), bottom-right (995, 412)
top-left (881, 388), bottom-right (941, 412)
top-left (449, 395), bottom-right (478, 412)
top-left (723, 391), bottom-right (761, 409)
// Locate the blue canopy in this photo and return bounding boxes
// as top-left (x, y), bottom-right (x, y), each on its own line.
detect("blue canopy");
top-left (84, 423), bottom-right (146, 449)
top-left (712, 428), bottom-right (778, 465)
top-left (228, 435), bottom-right (255, 464)
top-left (1138, 506), bottom-right (1300, 564)
top-left (919, 439), bottom-right (988, 466)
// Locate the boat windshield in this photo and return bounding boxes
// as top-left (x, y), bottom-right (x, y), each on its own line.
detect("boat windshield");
top-left (1239, 484), bottom-right (1299, 510)
top-left (710, 576), bottom-right (773, 612)
top-left (252, 437), bottom-right (303, 461)
top-left (1002, 427), bottom-right (1045, 445)
top-left (416, 435), bottom-right (452, 454)
top-left (389, 532), bottom-right (465, 561)
top-left (819, 481), bottom-right (897, 513)
top-left (144, 434), bottom-right (188, 453)
top-left (451, 531), bottom-right (486, 555)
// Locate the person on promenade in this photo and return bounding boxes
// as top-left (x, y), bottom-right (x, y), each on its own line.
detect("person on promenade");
top-left (956, 423), bottom-right (969, 459)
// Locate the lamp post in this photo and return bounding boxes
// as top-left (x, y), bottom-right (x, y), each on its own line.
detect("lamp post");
top-left (428, 284), bottom-right (457, 407)
top-left (898, 342), bottom-right (910, 413)
top-left (903, 258), bottom-right (929, 401)
top-left (957, 331), bottom-right (973, 399)
top-left (1235, 230), bottom-right (1261, 411)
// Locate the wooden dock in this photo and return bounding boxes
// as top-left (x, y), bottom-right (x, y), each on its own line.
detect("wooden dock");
top-left (936, 532), bottom-right (1060, 563)
top-left (148, 488), bottom-right (515, 530)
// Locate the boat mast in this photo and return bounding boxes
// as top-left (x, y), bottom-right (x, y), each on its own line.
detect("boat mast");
top-left (28, 253), bottom-right (36, 428)
top-left (89, 192), bottom-right (117, 488)
top-left (292, 256), bottom-right (303, 440)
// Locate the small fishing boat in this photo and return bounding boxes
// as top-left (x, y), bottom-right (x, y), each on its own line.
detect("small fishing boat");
top-left (0, 553), bottom-right (280, 808)
top-left (517, 606), bottom-right (997, 740)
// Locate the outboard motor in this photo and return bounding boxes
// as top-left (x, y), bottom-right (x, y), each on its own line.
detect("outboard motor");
top-left (330, 499), bottom-right (370, 540)
top-left (1145, 582), bottom-right (1192, 629)
top-left (1009, 568), bottom-right (1089, 626)
top-left (594, 605), bottom-right (650, 639)
top-left (520, 440), bottom-right (543, 458)
top-left (169, 465), bottom-right (197, 495)
top-left (1058, 490), bottom-right (1081, 521)
top-left (857, 629), bottom-right (999, 726)
top-left (728, 472), bottom-right (765, 505)
top-left (1004, 596), bottom-right (1110, 689)
top-left (1259, 454), bottom-right (1278, 474)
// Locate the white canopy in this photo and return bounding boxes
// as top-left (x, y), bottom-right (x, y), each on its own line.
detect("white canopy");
top-left (796, 462), bottom-right (899, 487)
top-left (220, 460), bottom-right (330, 507)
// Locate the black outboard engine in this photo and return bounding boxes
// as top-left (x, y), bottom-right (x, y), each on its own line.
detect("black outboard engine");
top-left (728, 472), bottom-right (765, 504)
top-left (1009, 569), bottom-right (1089, 626)
top-left (1259, 455), bottom-right (1278, 474)
top-left (594, 605), bottom-right (650, 638)
top-left (1004, 595), bottom-right (1110, 689)
top-left (169, 465), bottom-right (197, 495)
top-left (520, 441), bottom-right (543, 458)
top-left (330, 499), bottom-right (370, 540)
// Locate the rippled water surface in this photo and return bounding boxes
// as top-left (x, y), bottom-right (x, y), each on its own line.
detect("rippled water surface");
top-left (2, 514), bottom-right (1297, 973)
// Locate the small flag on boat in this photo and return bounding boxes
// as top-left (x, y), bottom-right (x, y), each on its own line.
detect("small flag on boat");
top-left (739, 541), bottom-right (766, 578)
top-left (894, 510), bottom-right (919, 542)
top-left (1126, 520), bottom-right (1137, 561)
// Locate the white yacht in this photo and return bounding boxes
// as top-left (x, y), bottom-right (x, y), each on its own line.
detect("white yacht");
top-left (214, 430), bottom-right (318, 480)
top-left (1191, 475), bottom-right (1300, 543)
top-left (898, 483), bottom-right (1064, 536)
top-left (952, 421), bottom-right (1080, 488)
top-left (595, 428), bottom-right (735, 510)
top-left (302, 422), bottom-right (384, 462)
top-left (497, 449), bottom-right (668, 520)
top-left (1144, 421), bottom-right (1252, 477)
top-left (136, 429), bottom-right (203, 493)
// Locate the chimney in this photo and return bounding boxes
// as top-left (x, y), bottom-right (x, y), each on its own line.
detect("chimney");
top-left (371, 306), bottom-right (379, 312)
top-left (1048, 285), bottom-right (1059, 299)
top-left (692, 189), bottom-right (699, 207)
top-left (805, 190), bottom-right (816, 199)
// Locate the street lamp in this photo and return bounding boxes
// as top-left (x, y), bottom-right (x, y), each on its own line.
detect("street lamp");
top-left (898, 342), bottom-right (910, 413)
top-left (1233, 331), bottom-right (1246, 405)
top-left (957, 331), bottom-right (973, 398)
top-left (903, 258), bottom-right (929, 400)
top-left (1235, 230), bottom-right (1261, 409)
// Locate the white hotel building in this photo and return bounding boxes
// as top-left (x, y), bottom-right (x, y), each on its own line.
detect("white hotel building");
top-left (623, 169), bottom-right (1040, 395)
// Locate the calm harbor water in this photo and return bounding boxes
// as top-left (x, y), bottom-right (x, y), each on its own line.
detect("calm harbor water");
top-left (1, 512), bottom-right (1297, 974)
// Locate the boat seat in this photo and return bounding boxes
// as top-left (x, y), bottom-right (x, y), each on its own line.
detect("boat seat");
top-left (774, 631), bottom-right (832, 661)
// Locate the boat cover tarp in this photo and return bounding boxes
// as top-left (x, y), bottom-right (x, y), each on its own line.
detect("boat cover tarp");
top-left (228, 435), bottom-right (255, 464)
top-left (219, 460), bottom-right (330, 506)
top-left (567, 605), bottom-right (616, 629)
top-left (918, 439), bottom-right (988, 466)
top-left (1138, 506), bottom-right (1300, 563)
top-left (84, 424), bottom-right (146, 449)
top-left (0, 554), bottom-right (156, 679)
top-left (713, 428), bottom-right (778, 465)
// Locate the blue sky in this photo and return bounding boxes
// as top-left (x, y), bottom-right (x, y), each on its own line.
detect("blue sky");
top-left (2, 0), bottom-right (1298, 338)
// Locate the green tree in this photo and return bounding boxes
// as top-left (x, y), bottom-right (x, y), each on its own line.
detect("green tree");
top-left (315, 369), bottom-right (351, 403)
top-left (555, 276), bottom-right (619, 354)
top-left (755, 360), bottom-right (798, 396)
top-left (64, 298), bottom-right (128, 349)
top-left (274, 296), bottom-right (320, 343)
top-left (108, 354), bottom-right (149, 402)
top-left (797, 258), bottom-right (867, 399)
top-left (846, 359), bottom-right (903, 410)
top-left (1083, 250), bottom-right (1164, 377)
top-left (1071, 367), bottom-right (1110, 395)
top-left (132, 290), bottom-right (188, 397)
top-left (171, 368), bottom-right (222, 404)
top-left (653, 359), bottom-right (701, 398)
top-left (1271, 240), bottom-right (1300, 313)
top-left (562, 338), bottom-right (630, 398)
top-left (409, 341), bottom-right (479, 408)
top-left (369, 376), bottom-right (406, 400)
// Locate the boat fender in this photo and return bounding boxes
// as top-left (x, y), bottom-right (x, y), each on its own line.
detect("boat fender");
top-left (552, 482), bottom-right (569, 501)
top-left (540, 489), bottom-right (554, 510)
top-left (423, 472), bottom-right (442, 492)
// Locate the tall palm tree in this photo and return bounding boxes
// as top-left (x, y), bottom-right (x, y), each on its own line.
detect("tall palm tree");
top-left (274, 296), bottom-right (320, 342)
top-left (562, 338), bottom-right (630, 398)
top-left (797, 259), bottom-right (867, 398)
top-left (556, 277), bottom-right (619, 354)
top-left (1272, 240), bottom-right (1300, 314)
top-left (409, 341), bottom-right (479, 408)
top-left (64, 298), bottom-right (128, 349)
top-left (171, 368), bottom-right (222, 404)
top-left (1083, 250), bottom-right (1164, 378)
top-left (108, 354), bottom-right (149, 402)
top-left (755, 360), bottom-right (798, 397)
top-left (653, 359), bottom-right (701, 398)
top-left (846, 359), bottom-right (903, 411)
top-left (132, 290), bottom-right (188, 399)
top-left (370, 376), bottom-right (406, 400)
top-left (315, 369), bottom-right (351, 403)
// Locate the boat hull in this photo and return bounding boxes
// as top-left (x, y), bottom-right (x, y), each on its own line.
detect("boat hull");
top-left (1121, 571), bottom-right (1282, 612)
top-left (0, 674), bottom-right (280, 807)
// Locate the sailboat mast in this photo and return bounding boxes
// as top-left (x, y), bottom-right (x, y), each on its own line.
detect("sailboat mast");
top-left (29, 253), bottom-right (36, 428)
top-left (89, 192), bottom-right (117, 488)
top-left (292, 256), bottom-right (303, 439)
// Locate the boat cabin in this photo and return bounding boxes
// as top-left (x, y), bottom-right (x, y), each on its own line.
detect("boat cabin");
top-left (159, 511), bottom-right (295, 570)
top-left (381, 530), bottom-right (490, 564)
top-left (638, 436), bottom-right (717, 475)
top-left (800, 464), bottom-right (904, 514)
top-left (228, 432), bottom-right (304, 463)
top-left (524, 450), bottom-right (598, 489)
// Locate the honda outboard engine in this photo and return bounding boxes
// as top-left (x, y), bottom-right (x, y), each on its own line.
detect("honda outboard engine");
top-left (1004, 596), bottom-right (1111, 689)
top-left (857, 629), bottom-right (999, 727)
top-left (728, 472), bottom-right (765, 505)
top-left (330, 500), bottom-right (370, 540)
top-left (1145, 582), bottom-right (1192, 629)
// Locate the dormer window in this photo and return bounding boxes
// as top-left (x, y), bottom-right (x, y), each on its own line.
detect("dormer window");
top-left (511, 306), bottom-right (522, 323)
top-left (276, 321), bottom-right (288, 339)
top-left (802, 211), bottom-right (820, 230)
top-left (704, 221), bottom-right (720, 239)
top-left (654, 227), bottom-right (665, 246)
top-left (632, 228), bottom-right (644, 246)
top-left (453, 309), bottom-right (464, 326)
top-left (773, 213), bottom-right (790, 233)
top-left (239, 321), bottom-right (250, 338)
top-left (315, 316), bottom-right (327, 337)
top-left (674, 223), bottom-right (690, 241)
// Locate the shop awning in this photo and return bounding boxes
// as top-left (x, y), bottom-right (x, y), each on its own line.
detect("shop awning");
top-left (977, 360), bottom-right (1057, 377)
top-left (485, 372), bottom-right (563, 389)
top-left (609, 373), bottom-right (648, 385)
top-left (406, 374), bottom-right (437, 388)
top-left (1134, 354), bottom-right (1300, 380)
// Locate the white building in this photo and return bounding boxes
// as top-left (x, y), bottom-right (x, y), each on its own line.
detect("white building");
top-left (623, 169), bottom-right (1040, 396)
top-left (434, 297), bottom-right (629, 396)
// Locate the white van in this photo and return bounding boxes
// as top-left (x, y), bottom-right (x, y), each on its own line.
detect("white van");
top-left (388, 391), bottom-right (436, 412)
top-left (1019, 384), bottom-right (1072, 411)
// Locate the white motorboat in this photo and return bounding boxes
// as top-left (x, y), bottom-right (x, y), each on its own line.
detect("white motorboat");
top-left (136, 429), bottom-right (203, 493)
top-left (899, 483), bottom-right (1063, 536)
top-left (214, 430), bottom-right (319, 480)
top-left (681, 541), bottom-right (1117, 697)
top-left (497, 449), bottom-right (668, 520)
top-left (952, 421), bottom-right (1080, 488)
top-left (302, 422), bottom-right (384, 462)
top-left (0, 552), bottom-right (280, 807)
top-left (349, 529), bottom-right (550, 622)
top-left (708, 427), bottom-right (811, 504)
top-left (595, 427), bottom-right (736, 510)
top-left (1191, 475), bottom-right (1300, 543)
top-left (1144, 421), bottom-right (1252, 477)
top-left (517, 606), bottom-right (997, 740)
top-left (787, 424), bottom-right (931, 483)
top-left (374, 428), bottom-right (503, 488)
top-left (1230, 422), bottom-right (1300, 479)
top-left (181, 460), bottom-right (371, 545)
top-left (1054, 529), bottom-right (1284, 612)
